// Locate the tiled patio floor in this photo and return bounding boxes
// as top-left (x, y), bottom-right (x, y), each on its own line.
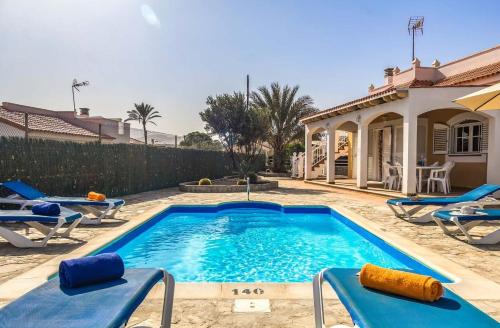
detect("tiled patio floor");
top-left (0, 178), bottom-right (498, 326)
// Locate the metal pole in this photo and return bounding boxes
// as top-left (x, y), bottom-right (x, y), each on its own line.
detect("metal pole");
top-left (246, 177), bottom-right (250, 201)
top-left (246, 74), bottom-right (249, 111)
top-left (412, 27), bottom-right (415, 61)
top-left (98, 124), bottom-right (102, 144)
top-left (24, 113), bottom-right (29, 139)
top-left (72, 86), bottom-right (76, 114)
top-left (174, 135), bottom-right (178, 148)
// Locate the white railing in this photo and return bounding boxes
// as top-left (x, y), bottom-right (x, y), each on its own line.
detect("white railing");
top-left (290, 152), bottom-right (305, 178)
top-left (312, 141), bottom-right (326, 167)
top-left (290, 140), bottom-right (328, 179)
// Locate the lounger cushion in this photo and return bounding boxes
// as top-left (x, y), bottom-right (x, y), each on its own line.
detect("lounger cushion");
top-left (387, 197), bottom-right (464, 206)
top-left (323, 268), bottom-right (498, 328)
top-left (387, 184), bottom-right (500, 206)
top-left (2, 181), bottom-right (125, 207)
top-left (0, 268), bottom-right (163, 328)
top-left (39, 196), bottom-right (125, 207)
top-left (434, 209), bottom-right (500, 221)
top-left (0, 209), bottom-right (81, 223)
top-left (2, 180), bottom-right (46, 199)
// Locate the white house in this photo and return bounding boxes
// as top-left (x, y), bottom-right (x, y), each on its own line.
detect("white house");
top-left (300, 45), bottom-right (500, 195)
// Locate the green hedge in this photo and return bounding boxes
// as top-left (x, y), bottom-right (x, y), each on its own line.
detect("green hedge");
top-left (0, 137), bottom-right (235, 197)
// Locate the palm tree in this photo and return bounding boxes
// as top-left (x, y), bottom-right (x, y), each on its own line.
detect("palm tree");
top-left (252, 82), bottom-right (317, 172)
top-left (125, 102), bottom-right (161, 145)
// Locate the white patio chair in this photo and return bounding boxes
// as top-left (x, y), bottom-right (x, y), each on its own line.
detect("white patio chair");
top-left (427, 161), bottom-right (455, 194)
top-left (420, 161), bottom-right (440, 192)
top-left (394, 164), bottom-right (403, 190)
top-left (382, 162), bottom-right (398, 190)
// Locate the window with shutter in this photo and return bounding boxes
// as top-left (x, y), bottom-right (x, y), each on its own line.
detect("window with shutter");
top-left (432, 123), bottom-right (449, 154)
top-left (481, 122), bottom-right (489, 153)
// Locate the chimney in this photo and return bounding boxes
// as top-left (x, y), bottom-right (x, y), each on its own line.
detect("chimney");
top-left (384, 67), bottom-right (394, 85)
top-left (79, 107), bottom-right (90, 116)
top-left (412, 57), bottom-right (421, 68)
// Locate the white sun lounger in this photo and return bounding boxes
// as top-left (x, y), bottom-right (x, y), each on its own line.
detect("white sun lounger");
top-left (1, 180), bottom-right (125, 225)
top-left (0, 207), bottom-right (83, 248)
top-left (432, 207), bottom-right (500, 245)
top-left (386, 184), bottom-right (500, 223)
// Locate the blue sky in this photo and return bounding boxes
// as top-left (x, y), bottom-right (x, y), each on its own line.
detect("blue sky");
top-left (1, 0), bottom-right (499, 135)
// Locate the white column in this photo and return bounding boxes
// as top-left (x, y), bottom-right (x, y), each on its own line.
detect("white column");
top-left (326, 128), bottom-right (336, 183)
top-left (356, 123), bottom-right (368, 188)
top-left (304, 127), bottom-right (313, 180)
top-left (402, 111), bottom-right (418, 195)
top-left (487, 115), bottom-right (500, 186)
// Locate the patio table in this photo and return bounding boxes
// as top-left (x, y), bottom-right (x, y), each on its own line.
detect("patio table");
top-left (417, 165), bottom-right (442, 193)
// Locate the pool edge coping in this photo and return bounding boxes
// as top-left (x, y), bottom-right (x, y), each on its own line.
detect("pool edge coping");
top-left (0, 202), bottom-right (499, 303)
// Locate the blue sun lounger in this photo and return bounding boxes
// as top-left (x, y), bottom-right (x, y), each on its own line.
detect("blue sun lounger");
top-left (386, 184), bottom-right (500, 223)
top-left (0, 268), bottom-right (175, 328)
top-left (313, 268), bottom-right (499, 328)
top-left (0, 207), bottom-right (82, 248)
top-left (1, 180), bottom-right (125, 224)
top-left (432, 208), bottom-right (500, 245)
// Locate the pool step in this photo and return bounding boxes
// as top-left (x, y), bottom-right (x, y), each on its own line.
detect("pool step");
top-left (233, 299), bottom-right (271, 313)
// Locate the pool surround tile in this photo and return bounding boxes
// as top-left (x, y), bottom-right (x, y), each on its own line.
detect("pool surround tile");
top-left (0, 201), bottom-right (499, 305)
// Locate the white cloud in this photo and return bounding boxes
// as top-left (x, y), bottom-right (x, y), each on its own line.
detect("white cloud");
top-left (140, 4), bottom-right (160, 28)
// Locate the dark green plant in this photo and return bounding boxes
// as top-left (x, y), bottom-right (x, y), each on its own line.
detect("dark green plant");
top-left (179, 131), bottom-right (223, 151)
top-left (248, 173), bottom-right (258, 184)
top-left (200, 93), bottom-right (246, 169)
top-left (252, 82), bottom-right (317, 172)
top-left (285, 141), bottom-right (305, 158)
top-left (198, 178), bottom-right (212, 185)
top-left (125, 102), bottom-right (162, 145)
top-left (200, 92), bottom-right (268, 172)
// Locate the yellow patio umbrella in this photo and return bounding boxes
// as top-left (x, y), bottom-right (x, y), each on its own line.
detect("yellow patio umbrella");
top-left (453, 82), bottom-right (500, 111)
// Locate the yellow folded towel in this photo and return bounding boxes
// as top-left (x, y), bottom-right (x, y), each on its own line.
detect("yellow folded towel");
top-left (359, 263), bottom-right (443, 302)
top-left (87, 191), bottom-right (106, 202)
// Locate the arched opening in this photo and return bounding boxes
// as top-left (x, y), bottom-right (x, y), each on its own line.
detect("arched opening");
top-left (308, 127), bottom-right (327, 179)
top-left (335, 121), bottom-right (358, 179)
top-left (365, 112), bottom-right (404, 183)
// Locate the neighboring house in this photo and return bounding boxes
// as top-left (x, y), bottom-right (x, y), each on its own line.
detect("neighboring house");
top-left (129, 128), bottom-right (179, 146)
top-left (58, 108), bottom-right (130, 144)
top-left (0, 102), bottom-right (130, 144)
top-left (0, 106), bottom-right (113, 143)
top-left (300, 45), bottom-right (500, 194)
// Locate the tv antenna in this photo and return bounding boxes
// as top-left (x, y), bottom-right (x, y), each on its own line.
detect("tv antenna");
top-left (408, 16), bottom-right (424, 61)
top-left (72, 79), bottom-right (89, 114)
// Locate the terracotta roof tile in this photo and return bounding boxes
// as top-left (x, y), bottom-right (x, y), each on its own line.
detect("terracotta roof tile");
top-left (434, 61), bottom-right (500, 86)
top-left (395, 79), bottom-right (435, 88)
top-left (300, 88), bottom-right (405, 123)
top-left (0, 108), bottom-right (104, 138)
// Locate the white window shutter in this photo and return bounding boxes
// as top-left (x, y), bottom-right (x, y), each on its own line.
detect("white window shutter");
top-left (432, 123), bottom-right (449, 154)
top-left (481, 122), bottom-right (489, 153)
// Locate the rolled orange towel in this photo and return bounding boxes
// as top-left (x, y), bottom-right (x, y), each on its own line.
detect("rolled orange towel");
top-left (87, 191), bottom-right (106, 201)
top-left (359, 263), bottom-right (443, 302)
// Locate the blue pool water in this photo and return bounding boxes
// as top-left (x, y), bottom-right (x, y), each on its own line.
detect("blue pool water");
top-left (98, 202), bottom-right (451, 283)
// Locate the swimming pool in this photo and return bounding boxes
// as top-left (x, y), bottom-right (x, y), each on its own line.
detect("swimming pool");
top-left (98, 202), bottom-right (451, 283)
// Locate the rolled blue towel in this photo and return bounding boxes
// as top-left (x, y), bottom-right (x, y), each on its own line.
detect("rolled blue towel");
top-left (32, 202), bottom-right (60, 216)
top-left (59, 253), bottom-right (125, 288)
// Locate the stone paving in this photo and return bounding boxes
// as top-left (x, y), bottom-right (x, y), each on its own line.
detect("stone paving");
top-left (0, 178), bottom-right (499, 326)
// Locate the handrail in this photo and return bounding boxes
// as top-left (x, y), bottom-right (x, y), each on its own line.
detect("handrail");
top-left (312, 142), bottom-right (326, 167)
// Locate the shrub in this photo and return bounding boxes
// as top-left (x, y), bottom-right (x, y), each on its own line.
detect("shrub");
top-left (248, 173), bottom-right (258, 184)
top-left (198, 178), bottom-right (212, 185)
top-left (236, 179), bottom-right (247, 186)
top-left (0, 137), bottom-right (232, 197)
